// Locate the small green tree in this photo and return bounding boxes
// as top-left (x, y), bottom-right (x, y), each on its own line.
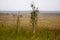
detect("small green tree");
top-left (30, 3), bottom-right (39, 34)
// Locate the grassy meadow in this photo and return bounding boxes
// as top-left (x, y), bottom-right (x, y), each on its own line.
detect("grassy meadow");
top-left (0, 12), bottom-right (60, 40)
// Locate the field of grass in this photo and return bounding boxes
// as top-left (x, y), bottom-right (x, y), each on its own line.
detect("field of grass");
top-left (0, 13), bottom-right (60, 40)
top-left (0, 27), bottom-right (60, 40)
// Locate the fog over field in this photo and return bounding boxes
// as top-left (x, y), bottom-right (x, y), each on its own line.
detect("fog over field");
top-left (0, 11), bottom-right (60, 14)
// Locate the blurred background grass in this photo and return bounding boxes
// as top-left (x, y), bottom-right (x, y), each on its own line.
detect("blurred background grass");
top-left (0, 13), bottom-right (60, 40)
top-left (0, 26), bottom-right (60, 40)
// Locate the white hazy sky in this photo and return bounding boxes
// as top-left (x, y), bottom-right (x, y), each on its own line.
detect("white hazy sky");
top-left (0, 0), bottom-right (60, 11)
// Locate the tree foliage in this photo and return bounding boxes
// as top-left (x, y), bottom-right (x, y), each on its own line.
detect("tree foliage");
top-left (30, 3), bottom-right (39, 34)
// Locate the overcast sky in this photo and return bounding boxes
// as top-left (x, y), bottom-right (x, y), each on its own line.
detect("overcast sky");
top-left (0, 0), bottom-right (60, 11)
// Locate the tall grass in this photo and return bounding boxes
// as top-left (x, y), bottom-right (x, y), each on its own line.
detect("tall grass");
top-left (0, 26), bottom-right (60, 40)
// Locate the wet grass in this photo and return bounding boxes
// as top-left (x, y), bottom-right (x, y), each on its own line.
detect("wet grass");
top-left (0, 27), bottom-right (60, 40)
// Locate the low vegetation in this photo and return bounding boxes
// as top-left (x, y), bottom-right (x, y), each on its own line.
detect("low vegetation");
top-left (0, 26), bottom-right (60, 40)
